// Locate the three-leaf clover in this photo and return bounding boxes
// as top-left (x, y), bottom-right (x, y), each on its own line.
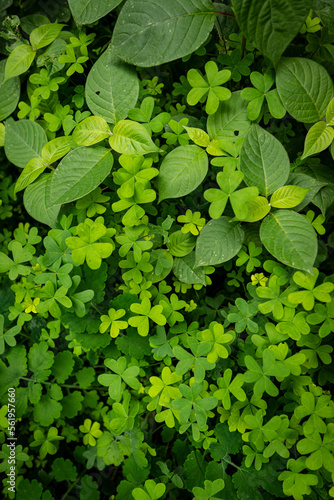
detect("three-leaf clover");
top-left (236, 242), bottom-right (262, 273)
top-left (98, 357), bottom-right (141, 401)
top-left (279, 458), bottom-right (318, 500)
top-left (177, 210), bottom-right (205, 235)
top-left (0, 314), bottom-right (21, 354)
top-left (297, 423), bottom-right (334, 472)
top-left (31, 427), bottom-right (64, 459)
top-left (172, 382), bottom-right (217, 426)
top-left (79, 419), bottom-right (102, 447)
top-left (129, 297), bottom-right (166, 336)
top-left (289, 268), bottom-right (334, 310)
top-left (173, 337), bottom-right (215, 383)
top-left (192, 479), bottom-right (225, 500)
top-left (99, 308), bottom-right (128, 338)
top-left (214, 368), bottom-right (246, 409)
top-left (0, 241), bottom-right (33, 280)
top-left (198, 322), bottom-right (234, 362)
top-left (218, 48), bottom-right (254, 81)
top-left (148, 366), bottom-right (182, 405)
top-left (204, 166), bottom-right (258, 219)
top-left (244, 349), bottom-right (290, 398)
top-left (187, 61), bottom-right (231, 115)
top-left (132, 479), bottom-right (166, 500)
top-left (240, 70), bottom-right (286, 120)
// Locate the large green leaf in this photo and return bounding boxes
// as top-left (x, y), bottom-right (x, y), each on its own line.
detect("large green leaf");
top-left (276, 58), bottom-right (334, 123)
top-left (232, 0), bottom-right (312, 66)
top-left (112, 0), bottom-right (216, 67)
top-left (4, 44), bottom-right (35, 81)
top-left (302, 121), bottom-right (334, 159)
top-left (158, 145), bottom-right (208, 202)
top-left (0, 60), bottom-right (20, 121)
top-left (4, 120), bottom-right (47, 168)
top-left (109, 120), bottom-right (160, 155)
top-left (260, 210), bottom-right (317, 272)
top-left (69, 0), bottom-right (122, 24)
top-left (240, 125), bottom-right (290, 197)
top-left (207, 91), bottom-right (251, 141)
top-left (49, 147), bottom-right (113, 206)
top-left (173, 252), bottom-right (206, 285)
top-left (23, 174), bottom-right (61, 228)
top-left (195, 217), bottom-right (244, 267)
top-left (72, 116), bottom-right (110, 146)
top-left (86, 49), bottom-right (139, 124)
top-left (30, 23), bottom-right (64, 50)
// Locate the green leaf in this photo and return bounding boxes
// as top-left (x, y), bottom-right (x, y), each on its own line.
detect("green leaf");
top-left (173, 252), bottom-right (206, 285)
top-left (49, 147), bottom-right (113, 206)
top-left (72, 116), bottom-right (110, 146)
top-left (232, 0), bottom-right (312, 66)
top-left (15, 158), bottom-right (48, 194)
top-left (195, 217), bottom-right (244, 267)
top-left (109, 120), bottom-right (160, 155)
top-left (241, 196), bottom-right (270, 222)
top-left (276, 57), bottom-right (334, 123)
top-left (240, 124), bottom-right (290, 197)
top-left (184, 126), bottom-right (210, 147)
top-left (30, 23), bottom-right (64, 50)
top-left (260, 210), bottom-right (317, 272)
top-left (270, 185), bottom-right (310, 208)
top-left (0, 60), bottom-right (20, 121)
top-left (158, 145), bottom-right (208, 202)
top-left (41, 137), bottom-right (72, 165)
top-left (4, 120), bottom-right (47, 168)
top-left (24, 173), bottom-right (61, 228)
top-left (302, 121), bottom-right (334, 159)
top-left (167, 230), bottom-right (196, 257)
top-left (86, 49), bottom-right (139, 124)
top-left (112, 0), bottom-right (216, 67)
top-left (4, 44), bottom-right (36, 81)
top-left (207, 91), bottom-right (251, 142)
top-left (326, 97), bottom-right (334, 125)
top-left (68, 0), bottom-right (122, 24)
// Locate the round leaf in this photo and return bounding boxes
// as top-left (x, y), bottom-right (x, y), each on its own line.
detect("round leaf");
top-left (4, 120), bottom-right (47, 168)
top-left (23, 173), bottom-right (61, 228)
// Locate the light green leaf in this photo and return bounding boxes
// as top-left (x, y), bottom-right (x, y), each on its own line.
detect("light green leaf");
top-left (240, 124), bottom-right (290, 197)
top-left (72, 116), bottom-right (110, 146)
top-left (207, 91), bottom-right (251, 142)
top-left (276, 57), bottom-right (334, 123)
top-left (15, 158), bottom-right (48, 194)
top-left (184, 126), bottom-right (210, 147)
top-left (158, 145), bottom-right (208, 202)
top-left (4, 44), bottom-right (36, 81)
top-left (167, 230), bottom-right (196, 257)
top-left (232, 0), bottom-right (312, 66)
top-left (0, 60), bottom-right (20, 121)
top-left (49, 147), bottom-right (113, 206)
top-left (260, 210), bottom-right (317, 272)
top-left (270, 185), bottom-right (310, 208)
top-left (30, 23), bottom-right (64, 50)
top-left (4, 120), bottom-right (47, 168)
top-left (173, 252), bottom-right (206, 285)
top-left (112, 0), bottom-right (216, 67)
top-left (302, 121), bottom-right (334, 159)
top-left (68, 0), bottom-right (122, 24)
top-left (41, 137), bottom-right (72, 165)
top-left (326, 97), bottom-right (334, 125)
top-left (86, 49), bottom-right (139, 124)
top-left (23, 173), bottom-right (61, 228)
top-left (195, 217), bottom-right (244, 267)
top-left (240, 196), bottom-right (270, 222)
top-left (109, 120), bottom-right (160, 155)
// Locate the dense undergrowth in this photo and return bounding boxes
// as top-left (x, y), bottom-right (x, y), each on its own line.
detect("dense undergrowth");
top-left (0, 0), bottom-right (334, 499)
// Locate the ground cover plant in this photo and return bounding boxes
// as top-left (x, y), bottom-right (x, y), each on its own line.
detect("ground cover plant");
top-left (0, 0), bottom-right (334, 498)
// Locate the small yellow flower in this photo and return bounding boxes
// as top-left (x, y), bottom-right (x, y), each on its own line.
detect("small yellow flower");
top-left (251, 273), bottom-right (268, 286)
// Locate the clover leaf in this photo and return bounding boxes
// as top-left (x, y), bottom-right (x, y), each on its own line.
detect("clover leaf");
top-left (99, 308), bottom-right (128, 338)
top-left (129, 297), bottom-right (166, 336)
top-left (241, 70), bottom-right (286, 120)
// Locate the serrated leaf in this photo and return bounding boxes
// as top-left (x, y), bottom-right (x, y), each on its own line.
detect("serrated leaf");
top-left (69, 0), bottom-right (122, 24)
top-left (86, 49), bottom-right (139, 124)
top-left (24, 174), bottom-right (61, 227)
top-left (49, 147), bottom-right (113, 206)
top-left (5, 120), bottom-right (47, 168)
top-left (195, 217), bottom-right (244, 267)
top-left (0, 59), bottom-right (20, 121)
top-left (270, 185), bottom-right (310, 208)
top-left (302, 121), bottom-right (334, 159)
top-left (112, 0), bottom-right (216, 67)
top-left (240, 124), bottom-right (290, 197)
top-left (260, 210), bottom-right (317, 272)
top-left (158, 145), bottom-right (208, 202)
top-left (207, 91), bottom-right (251, 142)
top-left (232, 0), bottom-right (312, 66)
top-left (276, 57), bottom-right (334, 123)
top-left (109, 120), bottom-right (160, 155)
top-left (173, 252), bottom-right (206, 285)
top-left (4, 44), bottom-right (35, 81)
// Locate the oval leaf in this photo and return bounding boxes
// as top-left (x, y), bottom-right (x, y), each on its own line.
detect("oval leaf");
top-left (158, 145), bottom-right (208, 202)
top-left (23, 173), bottom-right (61, 228)
top-left (276, 57), bottom-right (334, 123)
top-left (195, 217), bottom-right (244, 267)
top-left (72, 116), bottom-right (110, 146)
top-left (49, 147), bottom-right (114, 206)
top-left (240, 124), bottom-right (290, 197)
top-left (0, 60), bottom-right (20, 121)
top-left (30, 23), bottom-right (64, 50)
top-left (68, 0), bottom-right (122, 24)
top-left (4, 44), bottom-right (35, 81)
top-left (260, 210), bottom-right (317, 272)
top-left (4, 120), bottom-right (47, 168)
top-left (86, 49), bottom-right (139, 124)
top-left (109, 120), bottom-right (160, 155)
top-left (173, 252), bottom-right (206, 285)
top-left (112, 0), bottom-right (216, 66)
top-left (167, 231), bottom-right (196, 257)
top-left (302, 121), bottom-right (334, 159)
top-left (270, 185), bottom-right (310, 208)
